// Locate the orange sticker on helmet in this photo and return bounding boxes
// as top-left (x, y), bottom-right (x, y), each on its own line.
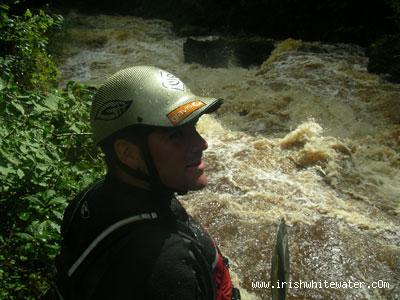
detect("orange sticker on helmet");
top-left (167, 100), bottom-right (206, 125)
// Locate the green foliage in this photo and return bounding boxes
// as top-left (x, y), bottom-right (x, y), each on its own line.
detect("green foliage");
top-left (0, 81), bottom-right (105, 299)
top-left (0, 3), bottom-right (105, 298)
top-left (386, 0), bottom-right (400, 13)
top-left (386, 0), bottom-right (400, 30)
top-left (0, 82), bottom-right (104, 299)
top-left (0, 3), bottom-right (63, 91)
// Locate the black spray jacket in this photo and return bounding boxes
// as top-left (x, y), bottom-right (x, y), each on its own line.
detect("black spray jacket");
top-left (55, 173), bottom-right (237, 300)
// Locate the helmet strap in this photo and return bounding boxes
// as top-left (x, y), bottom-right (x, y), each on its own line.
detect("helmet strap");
top-left (115, 159), bottom-right (152, 182)
top-left (138, 136), bottom-right (177, 196)
top-left (112, 126), bottom-right (187, 196)
top-left (115, 127), bottom-right (176, 196)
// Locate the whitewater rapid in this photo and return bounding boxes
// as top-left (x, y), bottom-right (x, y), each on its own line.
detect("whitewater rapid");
top-left (54, 12), bottom-right (400, 299)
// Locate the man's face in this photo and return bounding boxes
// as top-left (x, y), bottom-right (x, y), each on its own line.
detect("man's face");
top-left (147, 122), bottom-right (208, 191)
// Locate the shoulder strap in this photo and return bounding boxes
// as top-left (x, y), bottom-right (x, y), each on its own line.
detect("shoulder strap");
top-left (56, 212), bottom-right (158, 300)
top-left (58, 208), bottom-right (218, 300)
top-left (68, 212), bottom-right (158, 277)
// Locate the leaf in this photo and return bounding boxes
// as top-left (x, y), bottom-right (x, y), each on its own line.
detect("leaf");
top-left (14, 232), bottom-right (34, 241)
top-left (24, 9), bottom-right (32, 18)
top-left (47, 221), bottom-right (61, 233)
top-left (33, 103), bottom-right (49, 113)
top-left (0, 4), bottom-right (10, 11)
top-left (19, 144), bottom-right (28, 154)
top-left (0, 165), bottom-right (13, 176)
top-left (52, 210), bottom-right (63, 222)
top-left (35, 151), bottom-right (51, 161)
top-left (16, 95), bottom-right (30, 100)
top-left (48, 196), bottom-right (66, 206)
top-left (23, 195), bottom-right (43, 207)
top-left (32, 178), bottom-right (47, 187)
top-left (16, 169), bottom-right (24, 179)
top-left (45, 189), bottom-right (56, 198)
top-left (36, 163), bottom-right (48, 171)
top-left (70, 124), bottom-right (80, 133)
top-left (43, 94), bottom-right (60, 110)
top-left (11, 102), bottom-right (25, 115)
top-left (19, 256), bottom-right (28, 261)
top-left (0, 148), bottom-right (21, 165)
top-left (18, 212), bottom-right (30, 221)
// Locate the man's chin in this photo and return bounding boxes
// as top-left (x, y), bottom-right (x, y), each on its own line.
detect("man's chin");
top-left (187, 175), bottom-right (208, 191)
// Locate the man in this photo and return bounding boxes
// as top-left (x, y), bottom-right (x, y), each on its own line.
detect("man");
top-left (54, 66), bottom-right (240, 300)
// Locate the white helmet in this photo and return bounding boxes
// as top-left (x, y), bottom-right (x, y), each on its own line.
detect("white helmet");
top-left (91, 66), bottom-right (223, 144)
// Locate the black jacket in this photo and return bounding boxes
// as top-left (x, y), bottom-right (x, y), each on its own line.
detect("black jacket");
top-left (55, 173), bottom-right (219, 300)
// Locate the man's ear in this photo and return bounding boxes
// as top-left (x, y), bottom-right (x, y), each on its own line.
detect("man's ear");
top-left (114, 139), bottom-right (142, 169)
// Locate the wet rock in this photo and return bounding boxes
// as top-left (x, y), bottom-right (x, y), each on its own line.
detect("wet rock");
top-left (175, 24), bottom-right (210, 37)
top-left (367, 34), bottom-right (400, 83)
top-left (59, 0), bottom-right (398, 46)
top-left (183, 38), bottom-right (230, 68)
top-left (183, 37), bottom-right (274, 68)
top-left (257, 38), bottom-right (303, 75)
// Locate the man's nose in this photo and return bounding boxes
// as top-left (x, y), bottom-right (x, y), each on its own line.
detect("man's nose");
top-left (192, 130), bottom-right (208, 152)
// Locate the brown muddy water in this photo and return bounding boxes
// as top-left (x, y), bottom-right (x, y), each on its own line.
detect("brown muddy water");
top-left (53, 12), bottom-right (400, 299)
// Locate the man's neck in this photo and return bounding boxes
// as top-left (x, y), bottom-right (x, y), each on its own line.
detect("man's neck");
top-left (112, 167), bottom-right (151, 190)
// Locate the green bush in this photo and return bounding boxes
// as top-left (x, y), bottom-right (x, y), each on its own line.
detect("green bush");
top-left (0, 2), bottom-right (63, 91)
top-left (0, 2), bottom-right (105, 298)
top-left (0, 81), bottom-right (105, 299)
top-left (386, 0), bottom-right (400, 30)
top-left (386, 0), bottom-right (400, 13)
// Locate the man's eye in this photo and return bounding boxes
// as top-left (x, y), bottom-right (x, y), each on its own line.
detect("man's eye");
top-left (169, 130), bottom-right (184, 139)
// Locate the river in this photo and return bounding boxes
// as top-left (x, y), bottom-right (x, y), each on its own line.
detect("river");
top-left (54, 12), bottom-right (400, 299)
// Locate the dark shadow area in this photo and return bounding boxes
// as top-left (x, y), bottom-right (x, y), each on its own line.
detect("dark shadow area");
top-left (53, 0), bottom-right (398, 46)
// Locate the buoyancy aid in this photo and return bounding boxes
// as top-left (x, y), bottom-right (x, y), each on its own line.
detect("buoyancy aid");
top-left (214, 252), bottom-right (233, 300)
top-left (54, 175), bottom-right (240, 300)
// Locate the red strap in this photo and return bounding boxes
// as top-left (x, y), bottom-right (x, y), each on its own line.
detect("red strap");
top-left (213, 254), bottom-right (232, 300)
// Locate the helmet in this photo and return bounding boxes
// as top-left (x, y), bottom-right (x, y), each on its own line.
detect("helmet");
top-left (90, 65), bottom-right (223, 144)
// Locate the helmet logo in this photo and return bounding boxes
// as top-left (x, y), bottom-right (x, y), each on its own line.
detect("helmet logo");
top-left (95, 100), bottom-right (132, 121)
top-left (160, 71), bottom-right (185, 91)
top-left (80, 201), bottom-right (90, 219)
top-left (167, 100), bottom-right (206, 125)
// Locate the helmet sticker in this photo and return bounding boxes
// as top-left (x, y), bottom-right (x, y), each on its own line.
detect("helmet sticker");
top-left (160, 71), bottom-right (185, 91)
top-left (95, 100), bottom-right (133, 121)
top-left (167, 100), bottom-right (206, 125)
